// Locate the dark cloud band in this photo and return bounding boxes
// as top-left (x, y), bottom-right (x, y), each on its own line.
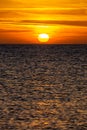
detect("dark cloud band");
top-left (20, 20), bottom-right (87, 27)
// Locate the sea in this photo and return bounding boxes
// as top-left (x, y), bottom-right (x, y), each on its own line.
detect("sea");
top-left (0, 44), bottom-right (87, 130)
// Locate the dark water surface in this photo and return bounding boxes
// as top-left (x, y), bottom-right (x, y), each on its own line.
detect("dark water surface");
top-left (0, 44), bottom-right (87, 130)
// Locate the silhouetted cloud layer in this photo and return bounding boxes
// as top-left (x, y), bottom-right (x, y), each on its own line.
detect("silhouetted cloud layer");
top-left (20, 20), bottom-right (87, 27)
top-left (1, 19), bottom-right (87, 27)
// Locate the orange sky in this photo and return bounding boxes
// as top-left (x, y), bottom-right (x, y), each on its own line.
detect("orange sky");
top-left (0, 0), bottom-right (87, 44)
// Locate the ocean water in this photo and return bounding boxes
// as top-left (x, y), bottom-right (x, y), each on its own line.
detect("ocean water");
top-left (0, 44), bottom-right (87, 130)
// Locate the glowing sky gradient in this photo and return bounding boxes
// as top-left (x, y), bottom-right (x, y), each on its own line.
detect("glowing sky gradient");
top-left (0, 0), bottom-right (87, 44)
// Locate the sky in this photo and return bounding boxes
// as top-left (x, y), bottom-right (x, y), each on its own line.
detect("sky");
top-left (0, 0), bottom-right (87, 44)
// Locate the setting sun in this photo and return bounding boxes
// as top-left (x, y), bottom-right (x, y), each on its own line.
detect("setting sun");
top-left (38, 33), bottom-right (49, 43)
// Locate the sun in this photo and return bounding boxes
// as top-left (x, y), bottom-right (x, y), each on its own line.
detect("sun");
top-left (38, 33), bottom-right (49, 43)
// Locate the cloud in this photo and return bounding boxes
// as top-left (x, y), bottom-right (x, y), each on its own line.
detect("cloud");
top-left (0, 29), bottom-right (32, 32)
top-left (22, 8), bottom-right (87, 15)
top-left (0, 8), bottom-right (87, 16)
top-left (20, 20), bottom-right (87, 27)
top-left (0, 7), bottom-right (87, 31)
top-left (0, 0), bottom-right (87, 9)
top-left (0, 19), bottom-right (87, 27)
